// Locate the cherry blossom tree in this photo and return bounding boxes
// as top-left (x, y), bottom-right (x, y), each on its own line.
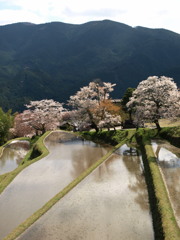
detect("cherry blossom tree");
top-left (127, 76), bottom-right (180, 130)
top-left (92, 100), bottom-right (121, 131)
top-left (24, 99), bottom-right (65, 135)
top-left (11, 111), bottom-right (35, 137)
top-left (60, 110), bottom-right (87, 131)
top-left (68, 81), bottom-right (121, 131)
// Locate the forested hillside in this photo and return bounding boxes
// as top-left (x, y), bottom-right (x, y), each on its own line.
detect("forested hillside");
top-left (0, 20), bottom-right (180, 111)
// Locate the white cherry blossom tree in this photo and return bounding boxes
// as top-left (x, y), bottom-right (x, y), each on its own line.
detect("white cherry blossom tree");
top-left (24, 99), bottom-right (65, 135)
top-left (127, 76), bottom-right (180, 130)
top-left (68, 81), bottom-right (121, 131)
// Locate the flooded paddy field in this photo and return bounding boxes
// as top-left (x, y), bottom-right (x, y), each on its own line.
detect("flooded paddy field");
top-left (152, 139), bottom-right (180, 226)
top-left (17, 144), bottom-right (154, 240)
top-left (0, 131), bottom-right (110, 239)
top-left (0, 140), bottom-right (30, 175)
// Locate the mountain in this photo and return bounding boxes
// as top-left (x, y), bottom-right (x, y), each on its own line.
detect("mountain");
top-left (0, 20), bottom-right (180, 112)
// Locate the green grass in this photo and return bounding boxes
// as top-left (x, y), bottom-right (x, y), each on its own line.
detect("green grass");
top-left (80, 129), bottom-right (136, 145)
top-left (159, 126), bottom-right (180, 148)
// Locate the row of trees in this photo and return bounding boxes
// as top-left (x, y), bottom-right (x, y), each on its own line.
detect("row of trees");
top-left (5, 75), bottom-right (180, 139)
top-left (0, 108), bottom-right (13, 145)
top-left (11, 80), bottom-right (121, 137)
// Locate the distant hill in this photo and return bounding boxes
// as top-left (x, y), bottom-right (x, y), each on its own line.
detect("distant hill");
top-left (0, 20), bottom-right (180, 112)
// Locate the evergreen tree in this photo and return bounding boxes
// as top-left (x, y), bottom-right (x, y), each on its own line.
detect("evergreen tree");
top-left (0, 108), bottom-right (13, 145)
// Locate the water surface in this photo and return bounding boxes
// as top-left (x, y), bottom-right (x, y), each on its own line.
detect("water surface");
top-left (0, 131), bottom-right (110, 240)
top-left (17, 144), bottom-right (154, 240)
top-left (152, 139), bottom-right (180, 226)
top-left (0, 140), bottom-right (30, 175)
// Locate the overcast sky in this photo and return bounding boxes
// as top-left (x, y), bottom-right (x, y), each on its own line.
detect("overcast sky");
top-left (0, 0), bottom-right (180, 34)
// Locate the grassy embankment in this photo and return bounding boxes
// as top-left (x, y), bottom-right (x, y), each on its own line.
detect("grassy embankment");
top-left (0, 132), bottom-right (50, 194)
top-left (135, 128), bottom-right (180, 240)
top-left (3, 130), bottom-right (134, 240)
top-left (159, 126), bottom-right (180, 147)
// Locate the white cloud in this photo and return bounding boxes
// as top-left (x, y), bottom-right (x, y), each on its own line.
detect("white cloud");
top-left (0, 9), bottom-right (44, 25)
top-left (0, 0), bottom-right (180, 33)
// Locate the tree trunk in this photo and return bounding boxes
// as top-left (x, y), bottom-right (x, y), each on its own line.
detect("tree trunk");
top-left (154, 119), bottom-right (161, 131)
top-left (91, 122), bottom-right (99, 132)
top-left (87, 109), bottom-right (99, 132)
top-left (129, 110), bottom-right (132, 122)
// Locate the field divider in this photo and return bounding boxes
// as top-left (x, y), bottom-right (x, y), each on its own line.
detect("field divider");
top-left (136, 131), bottom-right (180, 240)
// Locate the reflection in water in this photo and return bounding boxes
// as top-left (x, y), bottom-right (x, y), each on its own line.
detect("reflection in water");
top-left (45, 131), bottom-right (82, 146)
top-left (17, 143), bottom-right (154, 240)
top-left (152, 141), bottom-right (180, 168)
top-left (0, 140), bottom-right (30, 175)
top-left (70, 141), bottom-right (111, 178)
top-left (123, 147), bottom-right (149, 211)
top-left (152, 140), bottom-right (180, 226)
top-left (0, 131), bottom-right (110, 240)
top-left (116, 145), bottom-right (138, 156)
top-left (115, 145), bottom-right (149, 210)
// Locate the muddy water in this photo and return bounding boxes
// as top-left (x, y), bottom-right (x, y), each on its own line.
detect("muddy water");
top-left (0, 131), bottom-right (110, 240)
top-left (152, 139), bottom-right (180, 226)
top-left (0, 140), bottom-right (30, 175)
top-left (17, 144), bottom-right (154, 240)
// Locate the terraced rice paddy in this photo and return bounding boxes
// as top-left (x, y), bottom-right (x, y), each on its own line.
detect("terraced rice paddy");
top-left (17, 144), bottom-right (154, 240)
top-left (0, 132), bottom-right (110, 239)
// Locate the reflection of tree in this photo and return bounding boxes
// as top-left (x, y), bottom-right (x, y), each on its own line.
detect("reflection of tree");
top-left (46, 131), bottom-right (113, 179)
top-left (71, 141), bottom-right (150, 211)
top-left (121, 148), bottom-right (150, 211)
top-left (45, 131), bottom-right (81, 149)
top-left (0, 142), bottom-right (29, 174)
top-left (70, 142), bottom-right (110, 178)
top-left (93, 154), bottom-right (117, 182)
top-left (7, 141), bottom-right (29, 151)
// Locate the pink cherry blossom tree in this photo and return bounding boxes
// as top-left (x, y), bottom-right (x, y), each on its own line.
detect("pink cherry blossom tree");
top-left (11, 110), bottom-right (36, 137)
top-left (68, 81), bottom-right (121, 131)
top-left (127, 76), bottom-right (180, 130)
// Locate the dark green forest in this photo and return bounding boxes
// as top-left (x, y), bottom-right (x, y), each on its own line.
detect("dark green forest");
top-left (0, 20), bottom-right (180, 112)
